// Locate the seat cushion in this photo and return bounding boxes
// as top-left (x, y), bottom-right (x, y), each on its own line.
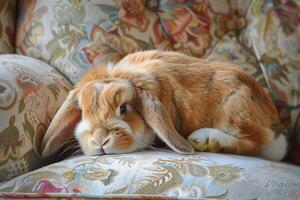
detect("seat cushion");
top-left (0, 150), bottom-right (299, 199)
top-left (0, 55), bottom-right (72, 182)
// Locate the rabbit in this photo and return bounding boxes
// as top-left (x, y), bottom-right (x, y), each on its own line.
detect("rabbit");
top-left (41, 50), bottom-right (288, 161)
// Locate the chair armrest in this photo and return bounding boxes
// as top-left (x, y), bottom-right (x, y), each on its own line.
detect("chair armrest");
top-left (0, 54), bottom-right (72, 182)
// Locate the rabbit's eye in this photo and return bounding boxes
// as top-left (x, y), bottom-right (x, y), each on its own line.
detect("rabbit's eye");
top-left (120, 104), bottom-right (127, 114)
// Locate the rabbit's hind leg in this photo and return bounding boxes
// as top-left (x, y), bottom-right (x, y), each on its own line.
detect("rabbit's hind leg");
top-left (187, 123), bottom-right (269, 157)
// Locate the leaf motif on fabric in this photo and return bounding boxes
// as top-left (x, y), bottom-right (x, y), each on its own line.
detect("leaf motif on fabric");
top-left (83, 168), bottom-right (117, 185)
top-left (110, 184), bottom-right (128, 194)
top-left (154, 159), bottom-right (186, 173)
top-left (18, 95), bottom-right (25, 113)
top-left (185, 163), bottom-right (208, 177)
top-left (63, 171), bottom-right (75, 183)
top-left (95, 156), bottom-right (109, 165)
top-left (83, 167), bottom-right (111, 181)
top-left (148, 37), bottom-right (156, 49)
top-left (208, 165), bottom-right (242, 183)
top-left (34, 123), bottom-right (46, 156)
top-left (251, 0), bottom-right (266, 17)
top-left (47, 83), bottom-right (60, 100)
top-left (135, 164), bottom-right (183, 194)
top-left (114, 157), bottom-right (137, 168)
top-left (136, 39), bottom-right (151, 50)
top-left (69, 0), bottom-right (84, 12)
top-left (45, 38), bottom-right (67, 63)
top-left (22, 113), bottom-right (35, 141)
top-left (78, 25), bottom-right (139, 66)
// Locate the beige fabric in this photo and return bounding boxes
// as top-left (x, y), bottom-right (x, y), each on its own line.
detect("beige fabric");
top-left (0, 55), bottom-right (72, 182)
top-left (16, 0), bottom-right (170, 83)
top-left (0, 150), bottom-right (299, 199)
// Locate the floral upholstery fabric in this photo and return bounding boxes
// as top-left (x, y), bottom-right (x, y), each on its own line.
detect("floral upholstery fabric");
top-left (0, 1), bottom-right (297, 198)
top-left (158, 0), bottom-right (250, 57)
top-left (240, 0), bottom-right (300, 142)
top-left (16, 0), bottom-right (171, 83)
top-left (0, 0), bottom-right (15, 53)
top-left (0, 150), bottom-right (300, 199)
top-left (0, 55), bottom-right (72, 182)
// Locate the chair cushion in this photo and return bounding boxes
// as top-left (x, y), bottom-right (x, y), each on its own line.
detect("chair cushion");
top-left (0, 0), bottom-right (15, 54)
top-left (0, 150), bottom-right (299, 199)
top-left (0, 55), bottom-right (72, 182)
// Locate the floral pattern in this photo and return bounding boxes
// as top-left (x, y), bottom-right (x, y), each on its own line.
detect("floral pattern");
top-left (239, 0), bottom-right (300, 163)
top-left (0, 0), bottom-right (299, 198)
top-left (0, 55), bottom-right (72, 182)
top-left (16, 0), bottom-right (171, 83)
top-left (159, 0), bottom-right (213, 56)
top-left (0, 116), bottom-right (25, 164)
top-left (0, 0), bottom-right (15, 53)
top-left (158, 0), bottom-right (250, 57)
top-left (0, 150), bottom-right (300, 199)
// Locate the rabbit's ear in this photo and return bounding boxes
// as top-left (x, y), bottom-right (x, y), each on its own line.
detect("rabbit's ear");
top-left (41, 89), bottom-right (81, 158)
top-left (137, 90), bottom-right (194, 154)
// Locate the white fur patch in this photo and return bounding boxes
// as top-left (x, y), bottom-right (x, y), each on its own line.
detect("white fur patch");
top-left (94, 82), bottom-right (105, 91)
top-left (75, 120), bottom-right (91, 140)
top-left (107, 119), bottom-right (132, 134)
top-left (259, 134), bottom-right (287, 161)
top-left (102, 144), bottom-right (113, 154)
top-left (117, 61), bottom-right (149, 74)
top-left (188, 128), bottom-right (236, 147)
top-left (117, 80), bottom-right (135, 98)
top-left (114, 61), bottom-right (155, 82)
top-left (107, 61), bottom-right (115, 74)
top-left (133, 128), bottom-right (156, 149)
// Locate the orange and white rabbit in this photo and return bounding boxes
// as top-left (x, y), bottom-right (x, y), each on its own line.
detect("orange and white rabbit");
top-left (41, 50), bottom-right (287, 161)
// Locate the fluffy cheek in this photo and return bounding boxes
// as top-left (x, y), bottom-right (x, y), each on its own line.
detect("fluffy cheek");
top-left (103, 132), bottom-right (135, 154)
top-left (103, 113), bottom-right (154, 154)
top-left (122, 113), bottom-right (156, 149)
top-left (75, 120), bottom-right (102, 156)
top-left (74, 115), bottom-right (156, 155)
